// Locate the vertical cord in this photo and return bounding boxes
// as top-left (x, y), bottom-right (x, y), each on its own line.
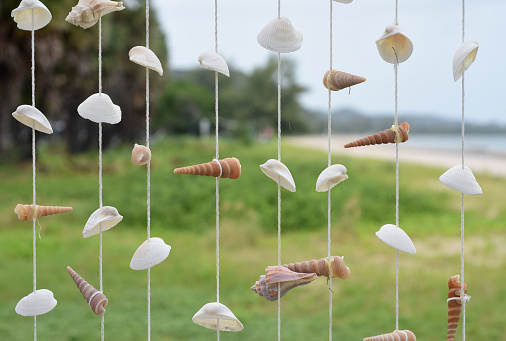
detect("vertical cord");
top-left (393, 0), bottom-right (400, 322)
top-left (327, 1), bottom-right (333, 340)
top-left (214, 3), bottom-right (220, 341)
top-left (98, 16), bottom-right (104, 341)
top-left (145, 1), bottom-right (151, 340)
top-left (31, 10), bottom-right (37, 340)
top-left (277, 51), bottom-right (282, 341)
top-left (460, 1), bottom-right (466, 340)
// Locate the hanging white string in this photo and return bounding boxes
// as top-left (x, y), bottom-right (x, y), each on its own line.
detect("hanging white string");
top-left (460, 1), bottom-right (466, 340)
top-left (214, 2), bottom-right (220, 341)
top-left (327, 1), bottom-right (333, 340)
top-left (393, 0), bottom-right (400, 331)
top-left (30, 9), bottom-right (37, 340)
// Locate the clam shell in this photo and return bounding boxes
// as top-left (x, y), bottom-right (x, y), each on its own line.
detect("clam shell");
top-left (316, 164), bottom-right (348, 192)
top-left (198, 51), bottom-right (230, 77)
top-left (12, 105), bottom-right (53, 134)
top-left (11, 0), bottom-right (52, 31)
top-left (439, 165), bottom-right (482, 195)
top-left (192, 302), bottom-right (244, 331)
top-left (376, 25), bottom-right (413, 64)
top-left (376, 224), bottom-right (416, 254)
top-left (15, 289), bottom-right (57, 316)
top-left (82, 206), bottom-right (123, 238)
top-left (128, 46), bottom-right (163, 76)
top-left (257, 16), bottom-right (303, 53)
top-left (77, 93), bottom-right (121, 124)
top-left (130, 237), bottom-right (171, 270)
top-left (453, 40), bottom-right (479, 82)
top-left (131, 143), bottom-right (151, 165)
top-left (259, 159), bottom-right (296, 192)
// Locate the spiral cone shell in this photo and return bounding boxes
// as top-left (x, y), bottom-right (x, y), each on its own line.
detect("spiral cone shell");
top-left (14, 204), bottom-right (73, 221)
top-left (447, 275), bottom-right (468, 341)
top-left (67, 266), bottom-right (108, 316)
top-left (323, 69), bottom-right (366, 91)
top-left (250, 266), bottom-right (317, 301)
top-left (131, 144), bottom-right (151, 165)
top-left (344, 122), bottom-right (410, 148)
top-left (66, 0), bottom-right (124, 29)
top-left (173, 157), bottom-right (241, 179)
top-left (363, 330), bottom-right (416, 341)
top-left (283, 256), bottom-right (350, 279)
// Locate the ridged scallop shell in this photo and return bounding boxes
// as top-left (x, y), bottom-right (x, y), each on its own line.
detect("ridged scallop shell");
top-left (11, 0), bottom-right (52, 31)
top-left (453, 41), bottom-right (479, 82)
top-left (12, 105), bottom-right (53, 134)
top-left (259, 159), bottom-right (296, 192)
top-left (198, 51), bottom-right (230, 77)
top-left (77, 93), bottom-right (121, 124)
top-left (323, 69), bottom-right (366, 91)
top-left (174, 157), bottom-right (241, 179)
top-left (316, 164), bottom-right (348, 192)
top-left (364, 330), bottom-right (416, 341)
top-left (82, 206), bottom-right (123, 238)
top-left (376, 224), bottom-right (416, 254)
top-left (447, 275), bottom-right (469, 341)
top-left (14, 204), bottom-right (73, 221)
top-left (131, 144), bottom-right (151, 165)
top-left (376, 25), bottom-right (413, 64)
top-left (128, 46), bottom-right (163, 76)
top-left (344, 122), bottom-right (410, 148)
top-left (15, 289), bottom-right (57, 316)
top-left (67, 266), bottom-right (108, 316)
top-left (66, 0), bottom-right (124, 29)
top-left (130, 237), bottom-right (171, 270)
top-left (439, 165), bottom-right (482, 196)
top-left (283, 256), bottom-right (350, 279)
top-left (192, 302), bottom-right (244, 331)
top-left (250, 266), bottom-right (317, 301)
top-left (257, 16), bottom-right (303, 53)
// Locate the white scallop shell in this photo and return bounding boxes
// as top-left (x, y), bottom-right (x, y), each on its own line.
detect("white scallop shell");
top-left (192, 302), bottom-right (244, 332)
top-left (129, 46), bottom-right (163, 76)
top-left (15, 289), bottom-right (57, 316)
top-left (83, 206), bottom-right (123, 238)
top-left (11, 0), bottom-right (52, 31)
top-left (376, 25), bottom-right (413, 64)
top-left (439, 165), bottom-right (482, 195)
top-left (333, 0), bottom-right (353, 3)
top-left (259, 159), bottom-right (296, 192)
top-left (453, 41), bottom-right (479, 82)
top-left (316, 164), bottom-right (348, 192)
top-left (376, 224), bottom-right (416, 254)
top-left (77, 93), bottom-right (121, 124)
top-left (198, 52), bottom-right (230, 77)
top-left (12, 105), bottom-right (53, 134)
top-left (257, 16), bottom-right (303, 53)
top-left (130, 237), bottom-right (171, 270)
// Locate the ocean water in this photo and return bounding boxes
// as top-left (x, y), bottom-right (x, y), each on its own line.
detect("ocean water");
top-left (409, 134), bottom-right (506, 156)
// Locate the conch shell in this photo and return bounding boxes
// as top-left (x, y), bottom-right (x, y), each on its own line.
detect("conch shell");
top-left (447, 275), bottom-right (470, 341)
top-left (323, 69), bottom-right (366, 91)
top-left (14, 204), bottom-right (72, 221)
top-left (67, 266), bottom-right (108, 316)
top-left (11, 0), bottom-right (52, 31)
top-left (250, 266), bottom-right (317, 301)
top-left (364, 330), bottom-right (416, 341)
top-left (66, 0), bottom-right (125, 29)
top-left (173, 157), bottom-right (241, 179)
top-left (131, 143), bottom-right (151, 166)
top-left (283, 256), bottom-right (350, 279)
top-left (344, 122), bottom-right (410, 148)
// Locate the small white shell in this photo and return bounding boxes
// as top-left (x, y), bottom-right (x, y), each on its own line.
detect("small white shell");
top-left (333, 0), bottom-right (353, 3)
top-left (83, 206), bottom-right (123, 238)
top-left (11, 0), bottom-right (52, 31)
top-left (316, 164), bottom-right (348, 192)
top-left (77, 93), bottom-right (121, 124)
top-left (131, 143), bottom-right (151, 165)
top-left (192, 302), bottom-right (244, 332)
top-left (130, 237), bottom-right (171, 270)
top-left (12, 105), bottom-right (53, 134)
top-left (198, 52), bottom-right (230, 77)
top-left (260, 159), bottom-right (296, 192)
top-left (257, 16), bottom-right (303, 53)
top-left (376, 25), bottom-right (413, 64)
top-left (439, 165), bottom-right (482, 195)
top-left (453, 41), bottom-right (479, 82)
top-left (128, 46), bottom-right (163, 76)
top-left (15, 289), bottom-right (57, 316)
top-left (376, 224), bottom-right (416, 254)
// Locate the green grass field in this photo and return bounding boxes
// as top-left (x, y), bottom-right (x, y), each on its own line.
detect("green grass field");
top-left (1, 137), bottom-right (505, 340)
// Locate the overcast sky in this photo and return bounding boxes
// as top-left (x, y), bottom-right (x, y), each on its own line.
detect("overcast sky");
top-left (150, 0), bottom-right (506, 125)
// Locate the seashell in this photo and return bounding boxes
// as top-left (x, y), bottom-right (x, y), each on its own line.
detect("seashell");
top-left (439, 165), bottom-right (482, 196)
top-left (453, 41), bottom-right (479, 82)
top-left (259, 159), bottom-right (296, 192)
top-left (257, 16), bottom-right (303, 53)
top-left (128, 46), bottom-right (163, 76)
top-left (192, 302), bottom-right (243, 331)
top-left (376, 25), bottom-right (413, 64)
top-left (364, 330), bottom-right (416, 341)
top-left (250, 266), bottom-right (317, 301)
top-left (82, 206), bottom-right (123, 238)
top-left (323, 69), bottom-right (366, 92)
top-left (67, 266), bottom-right (108, 316)
top-left (447, 275), bottom-right (470, 341)
top-left (173, 157), bottom-right (241, 179)
top-left (131, 143), bottom-right (151, 165)
top-left (316, 164), bottom-right (348, 192)
top-left (15, 289), bottom-right (57, 316)
top-left (11, 0), bottom-right (52, 31)
top-left (198, 52), bottom-right (230, 77)
top-left (344, 122), bottom-right (410, 148)
top-left (12, 105), bottom-right (53, 134)
top-left (14, 204), bottom-right (72, 221)
top-left (130, 237), bottom-right (171, 270)
top-left (283, 256), bottom-right (350, 279)
top-left (376, 224), bottom-right (416, 254)
top-left (333, 0), bottom-right (353, 3)
top-left (66, 0), bottom-right (124, 29)
top-left (77, 93), bottom-right (121, 124)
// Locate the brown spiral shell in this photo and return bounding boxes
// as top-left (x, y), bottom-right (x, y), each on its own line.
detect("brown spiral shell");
top-left (447, 275), bottom-right (468, 341)
top-left (14, 204), bottom-right (73, 221)
top-left (363, 330), bottom-right (416, 341)
top-left (67, 266), bottom-right (108, 316)
top-left (283, 256), bottom-right (350, 279)
top-left (323, 69), bottom-right (366, 91)
top-left (344, 122), bottom-right (410, 148)
top-left (250, 266), bottom-right (317, 301)
top-left (173, 157), bottom-right (241, 179)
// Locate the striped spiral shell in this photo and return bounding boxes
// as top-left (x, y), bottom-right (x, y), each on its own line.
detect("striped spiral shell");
top-left (323, 69), bottom-right (366, 91)
top-left (363, 330), bottom-right (416, 341)
top-left (447, 275), bottom-right (468, 341)
top-left (14, 204), bottom-right (73, 221)
top-left (250, 266), bottom-right (317, 301)
top-left (283, 256), bottom-right (350, 279)
top-left (173, 157), bottom-right (241, 179)
top-left (67, 266), bottom-right (108, 316)
top-left (344, 122), bottom-right (410, 148)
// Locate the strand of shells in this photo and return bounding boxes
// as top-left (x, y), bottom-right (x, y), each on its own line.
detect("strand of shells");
top-left (173, 157), bottom-right (241, 179)
top-left (67, 266), bottom-right (108, 316)
top-left (283, 256), bottom-right (350, 279)
top-left (344, 122), bottom-right (410, 148)
top-left (14, 204), bottom-right (73, 221)
top-left (250, 266), bottom-right (317, 301)
top-left (323, 69), bottom-right (366, 91)
top-left (363, 330), bottom-right (416, 341)
top-left (447, 275), bottom-right (469, 341)
top-left (66, 0), bottom-right (125, 29)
